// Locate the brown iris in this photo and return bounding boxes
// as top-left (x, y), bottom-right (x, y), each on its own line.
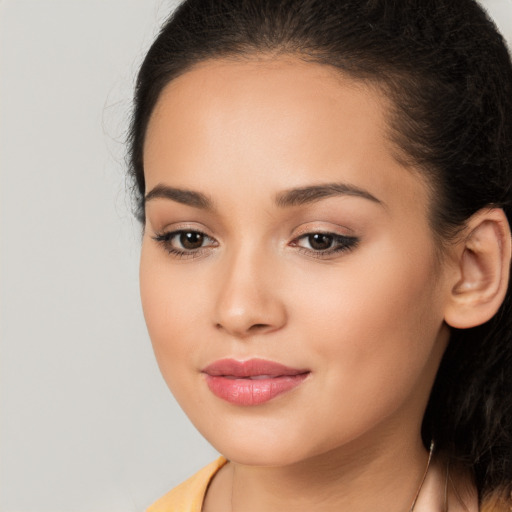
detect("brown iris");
top-left (308, 233), bottom-right (334, 250)
top-left (180, 231), bottom-right (204, 250)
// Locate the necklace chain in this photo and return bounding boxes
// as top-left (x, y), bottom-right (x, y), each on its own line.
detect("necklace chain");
top-left (408, 440), bottom-right (435, 512)
top-left (230, 440), bottom-right (435, 512)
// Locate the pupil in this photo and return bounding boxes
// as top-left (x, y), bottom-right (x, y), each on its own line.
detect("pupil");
top-left (309, 233), bottom-right (333, 250)
top-left (180, 232), bottom-right (204, 249)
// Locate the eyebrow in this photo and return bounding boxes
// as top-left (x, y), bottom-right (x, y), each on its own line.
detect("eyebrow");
top-left (144, 182), bottom-right (383, 211)
top-left (275, 183), bottom-right (383, 208)
top-left (144, 184), bottom-right (214, 210)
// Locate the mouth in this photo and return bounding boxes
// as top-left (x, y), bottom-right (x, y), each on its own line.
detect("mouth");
top-left (201, 358), bottom-right (310, 406)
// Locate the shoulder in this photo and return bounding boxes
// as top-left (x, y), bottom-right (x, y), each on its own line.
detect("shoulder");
top-left (146, 457), bottom-right (228, 512)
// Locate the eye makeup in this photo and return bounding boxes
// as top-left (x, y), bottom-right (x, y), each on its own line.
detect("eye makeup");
top-left (152, 229), bottom-right (218, 259)
top-left (152, 227), bottom-right (359, 261)
top-left (290, 232), bottom-right (359, 259)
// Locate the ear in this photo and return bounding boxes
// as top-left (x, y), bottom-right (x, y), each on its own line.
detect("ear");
top-left (444, 208), bottom-right (511, 329)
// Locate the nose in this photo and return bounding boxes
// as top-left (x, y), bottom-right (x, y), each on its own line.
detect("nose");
top-left (212, 247), bottom-right (287, 339)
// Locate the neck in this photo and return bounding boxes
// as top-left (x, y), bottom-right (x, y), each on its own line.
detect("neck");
top-left (227, 435), bottom-right (433, 512)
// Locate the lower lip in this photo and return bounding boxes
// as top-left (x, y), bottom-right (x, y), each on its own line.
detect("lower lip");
top-left (204, 374), bottom-right (309, 406)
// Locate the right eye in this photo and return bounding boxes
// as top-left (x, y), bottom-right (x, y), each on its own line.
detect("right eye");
top-left (152, 230), bottom-right (218, 258)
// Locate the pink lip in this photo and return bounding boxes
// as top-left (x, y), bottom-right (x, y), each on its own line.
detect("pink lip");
top-left (202, 358), bottom-right (310, 406)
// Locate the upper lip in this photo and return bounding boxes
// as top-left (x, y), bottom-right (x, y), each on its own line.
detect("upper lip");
top-left (202, 358), bottom-right (309, 378)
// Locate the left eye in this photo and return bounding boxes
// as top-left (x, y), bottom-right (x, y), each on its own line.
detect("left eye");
top-left (292, 232), bottom-right (358, 253)
top-left (300, 233), bottom-right (336, 251)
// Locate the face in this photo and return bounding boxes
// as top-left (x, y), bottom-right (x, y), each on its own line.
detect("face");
top-left (140, 58), bottom-right (452, 466)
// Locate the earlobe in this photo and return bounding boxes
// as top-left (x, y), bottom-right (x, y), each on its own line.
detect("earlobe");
top-left (444, 208), bottom-right (511, 329)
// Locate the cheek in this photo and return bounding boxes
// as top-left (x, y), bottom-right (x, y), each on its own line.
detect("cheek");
top-left (139, 244), bottom-right (203, 382)
top-left (274, 245), bottom-right (446, 452)
top-left (290, 239), bottom-right (445, 388)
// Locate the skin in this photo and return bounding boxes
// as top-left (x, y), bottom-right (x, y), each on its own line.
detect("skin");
top-left (140, 58), bottom-right (484, 511)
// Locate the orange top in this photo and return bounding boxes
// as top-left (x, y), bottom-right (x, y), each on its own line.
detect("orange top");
top-left (146, 457), bottom-right (228, 512)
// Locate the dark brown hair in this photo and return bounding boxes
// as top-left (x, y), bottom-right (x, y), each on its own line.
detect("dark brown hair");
top-left (128, 0), bottom-right (512, 502)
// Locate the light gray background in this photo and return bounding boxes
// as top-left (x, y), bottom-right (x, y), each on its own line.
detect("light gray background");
top-left (1, 1), bottom-right (511, 511)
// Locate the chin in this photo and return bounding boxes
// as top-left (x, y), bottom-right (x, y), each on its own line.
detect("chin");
top-left (214, 440), bottom-right (309, 467)
top-left (195, 417), bottom-right (328, 468)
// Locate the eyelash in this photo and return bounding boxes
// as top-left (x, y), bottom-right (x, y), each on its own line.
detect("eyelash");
top-left (152, 230), bottom-right (359, 259)
top-left (290, 232), bottom-right (359, 258)
top-left (152, 230), bottom-right (218, 259)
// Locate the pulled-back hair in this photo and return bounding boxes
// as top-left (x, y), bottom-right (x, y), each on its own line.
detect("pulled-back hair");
top-left (128, 0), bottom-right (512, 504)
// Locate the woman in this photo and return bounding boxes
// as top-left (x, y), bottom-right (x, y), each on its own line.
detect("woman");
top-left (128, 0), bottom-right (512, 510)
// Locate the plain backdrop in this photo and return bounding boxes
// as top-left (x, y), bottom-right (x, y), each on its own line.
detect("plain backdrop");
top-left (1, 1), bottom-right (511, 511)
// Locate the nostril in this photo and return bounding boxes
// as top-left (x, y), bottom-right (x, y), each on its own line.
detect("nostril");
top-left (249, 323), bottom-right (270, 331)
top-left (215, 321), bottom-right (275, 337)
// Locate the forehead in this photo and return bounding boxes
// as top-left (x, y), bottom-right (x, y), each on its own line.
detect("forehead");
top-left (143, 57), bottom-right (430, 216)
top-left (146, 57), bottom-right (392, 159)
